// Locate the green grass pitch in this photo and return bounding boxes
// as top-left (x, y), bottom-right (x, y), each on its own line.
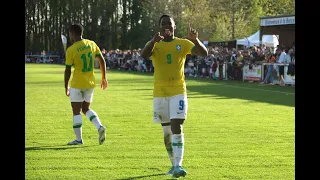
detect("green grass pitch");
top-left (25, 64), bottom-right (294, 180)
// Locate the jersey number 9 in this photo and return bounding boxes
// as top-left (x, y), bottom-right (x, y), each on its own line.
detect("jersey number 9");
top-left (166, 54), bottom-right (172, 64)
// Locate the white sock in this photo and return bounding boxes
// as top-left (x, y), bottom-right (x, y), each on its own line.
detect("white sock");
top-left (172, 133), bottom-right (184, 166)
top-left (86, 109), bottom-right (103, 130)
top-left (162, 125), bottom-right (174, 166)
top-left (73, 115), bottom-right (83, 141)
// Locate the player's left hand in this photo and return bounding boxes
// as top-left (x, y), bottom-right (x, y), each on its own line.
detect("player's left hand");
top-left (101, 79), bottom-right (108, 90)
top-left (65, 87), bottom-right (70, 96)
top-left (187, 23), bottom-right (198, 41)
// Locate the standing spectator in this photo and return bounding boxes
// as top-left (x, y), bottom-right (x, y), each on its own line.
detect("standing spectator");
top-left (260, 54), bottom-right (276, 85)
top-left (210, 59), bottom-right (217, 80)
top-left (277, 48), bottom-right (286, 86)
top-left (218, 57), bottom-right (224, 80)
top-left (200, 58), bottom-right (207, 78)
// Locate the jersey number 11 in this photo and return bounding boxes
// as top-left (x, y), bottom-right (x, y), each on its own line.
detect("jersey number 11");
top-left (81, 52), bottom-right (93, 72)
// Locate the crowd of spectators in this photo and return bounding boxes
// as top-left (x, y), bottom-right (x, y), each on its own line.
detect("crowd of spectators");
top-left (26, 40), bottom-right (295, 86)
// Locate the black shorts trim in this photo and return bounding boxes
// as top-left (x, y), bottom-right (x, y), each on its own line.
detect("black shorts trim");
top-left (161, 123), bottom-right (171, 126)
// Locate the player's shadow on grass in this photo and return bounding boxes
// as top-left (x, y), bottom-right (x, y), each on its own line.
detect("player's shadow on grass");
top-left (28, 71), bottom-right (64, 74)
top-left (117, 173), bottom-right (166, 180)
top-left (25, 81), bottom-right (62, 85)
top-left (109, 69), bottom-right (154, 77)
top-left (187, 84), bottom-right (295, 107)
top-left (25, 145), bottom-right (87, 151)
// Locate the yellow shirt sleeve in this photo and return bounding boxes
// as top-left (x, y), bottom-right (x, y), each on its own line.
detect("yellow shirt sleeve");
top-left (184, 39), bottom-right (196, 55)
top-left (94, 41), bottom-right (102, 57)
top-left (65, 47), bottom-right (73, 67)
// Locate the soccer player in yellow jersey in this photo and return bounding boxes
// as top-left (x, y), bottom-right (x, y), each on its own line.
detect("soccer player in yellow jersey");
top-left (141, 15), bottom-right (208, 178)
top-left (64, 24), bottom-right (108, 145)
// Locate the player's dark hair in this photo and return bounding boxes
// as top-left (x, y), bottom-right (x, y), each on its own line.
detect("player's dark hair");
top-left (159, 14), bottom-right (174, 25)
top-left (69, 24), bottom-right (83, 36)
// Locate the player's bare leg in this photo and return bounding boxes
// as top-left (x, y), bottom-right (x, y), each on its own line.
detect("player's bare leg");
top-left (68, 102), bottom-right (84, 145)
top-left (171, 119), bottom-right (187, 178)
top-left (161, 122), bottom-right (175, 175)
top-left (82, 101), bottom-right (106, 145)
top-left (280, 75), bottom-right (285, 86)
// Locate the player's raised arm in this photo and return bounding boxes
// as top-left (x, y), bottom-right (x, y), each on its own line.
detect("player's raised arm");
top-left (140, 32), bottom-right (164, 59)
top-left (186, 23), bottom-right (208, 57)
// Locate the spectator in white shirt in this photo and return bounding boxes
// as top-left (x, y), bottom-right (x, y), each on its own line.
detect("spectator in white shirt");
top-left (277, 48), bottom-right (286, 86)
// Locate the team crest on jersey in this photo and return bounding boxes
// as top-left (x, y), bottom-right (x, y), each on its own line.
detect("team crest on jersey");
top-left (176, 45), bottom-right (181, 51)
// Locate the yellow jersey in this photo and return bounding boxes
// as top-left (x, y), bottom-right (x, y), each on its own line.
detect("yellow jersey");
top-left (150, 37), bottom-right (195, 97)
top-left (65, 39), bottom-right (102, 89)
